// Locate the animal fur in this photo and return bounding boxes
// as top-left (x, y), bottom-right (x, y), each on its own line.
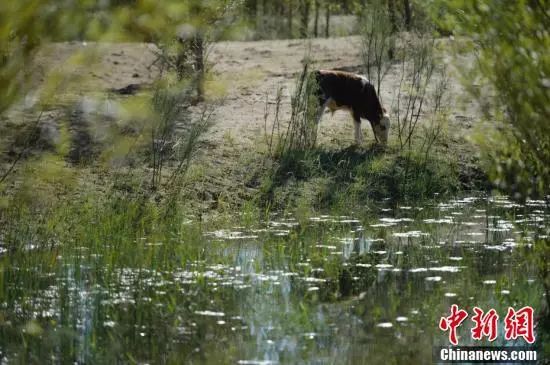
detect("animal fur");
top-left (314, 70), bottom-right (390, 145)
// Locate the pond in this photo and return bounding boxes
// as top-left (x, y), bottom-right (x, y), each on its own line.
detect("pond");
top-left (0, 195), bottom-right (547, 364)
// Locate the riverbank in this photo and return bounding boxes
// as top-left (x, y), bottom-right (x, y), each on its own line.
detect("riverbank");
top-left (0, 35), bottom-right (492, 251)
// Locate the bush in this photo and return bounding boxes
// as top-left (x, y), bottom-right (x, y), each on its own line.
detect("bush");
top-left (433, 0), bottom-right (550, 198)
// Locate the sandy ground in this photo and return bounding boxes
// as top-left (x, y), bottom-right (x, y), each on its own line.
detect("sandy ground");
top-left (206, 36), bottom-right (477, 146)
top-left (206, 37), bottom-right (366, 145)
top-left (2, 36), bottom-right (481, 208)
top-left (16, 36), bottom-right (478, 146)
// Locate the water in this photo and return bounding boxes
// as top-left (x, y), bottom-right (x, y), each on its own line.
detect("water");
top-left (0, 196), bottom-right (548, 363)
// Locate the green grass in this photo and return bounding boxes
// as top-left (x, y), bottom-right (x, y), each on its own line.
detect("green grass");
top-left (253, 56), bottom-right (487, 215)
top-left (0, 185), bottom-right (546, 363)
top-left (257, 141), bottom-right (467, 214)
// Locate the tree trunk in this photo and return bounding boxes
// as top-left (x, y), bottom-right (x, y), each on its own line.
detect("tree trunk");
top-left (403, 0), bottom-right (412, 30)
top-left (388, 0), bottom-right (398, 33)
top-left (324, 3), bottom-right (330, 38)
top-left (387, 0), bottom-right (397, 60)
top-left (277, 1), bottom-right (285, 36)
top-left (288, 0), bottom-right (293, 37)
top-left (313, 0), bottom-right (320, 37)
top-left (299, 0), bottom-right (310, 38)
top-left (341, 0), bottom-right (349, 12)
top-left (192, 34), bottom-right (205, 103)
top-left (245, 0), bottom-right (257, 19)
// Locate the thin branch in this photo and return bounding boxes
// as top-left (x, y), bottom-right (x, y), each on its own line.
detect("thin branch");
top-left (0, 111), bottom-right (43, 185)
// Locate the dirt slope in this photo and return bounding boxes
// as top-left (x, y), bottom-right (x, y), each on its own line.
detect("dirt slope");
top-left (207, 36), bottom-right (477, 145)
top-left (21, 36), bottom-right (478, 147)
top-left (2, 36), bottom-right (482, 210)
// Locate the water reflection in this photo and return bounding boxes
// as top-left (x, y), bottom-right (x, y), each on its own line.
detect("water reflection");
top-left (0, 195), bottom-right (547, 363)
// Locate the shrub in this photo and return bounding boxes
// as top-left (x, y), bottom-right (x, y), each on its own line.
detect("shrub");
top-left (433, 0), bottom-right (550, 198)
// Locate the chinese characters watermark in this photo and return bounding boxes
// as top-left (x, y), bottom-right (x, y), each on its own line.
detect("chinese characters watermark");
top-left (439, 305), bottom-right (535, 345)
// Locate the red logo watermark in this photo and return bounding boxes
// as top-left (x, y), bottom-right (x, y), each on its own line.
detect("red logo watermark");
top-left (439, 304), bottom-right (469, 345)
top-left (471, 307), bottom-right (499, 342)
top-left (439, 305), bottom-right (535, 345)
top-left (504, 307), bottom-right (535, 344)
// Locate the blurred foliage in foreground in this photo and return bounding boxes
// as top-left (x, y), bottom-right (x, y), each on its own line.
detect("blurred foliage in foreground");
top-left (0, 0), bottom-right (240, 240)
top-left (0, 0), bottom-right (238, 114)
top-left (433, 0), bottom-right (549, 199)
